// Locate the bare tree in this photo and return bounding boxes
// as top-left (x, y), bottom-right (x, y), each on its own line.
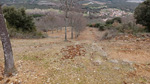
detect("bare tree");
top-left (68, 12), bottom-right (75, 39)
top-left (0, 5), bottom-right (16, 77)
top-left (68, 12), bottom-right (86, 38)
top-left (60, 0), bottom-right (83, 41)
top-left (35, 11), bottom-right (65, 34)
top-left (74, 14), bottom-right (86, 38)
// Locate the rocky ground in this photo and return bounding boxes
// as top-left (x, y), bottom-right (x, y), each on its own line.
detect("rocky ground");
top-left (0, 28), bottom-right (150, 84)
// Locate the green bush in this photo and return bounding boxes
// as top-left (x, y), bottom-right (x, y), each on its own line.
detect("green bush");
top-left (99, 25), bottom-right (105, 31)
top-left (106, 19), bottom-right (113, 25)
top-left (3, 6), bottom-right (36, 32)
top-left (88, 23), bottom-right (105, 31)
top-left (106, 17), bottom-right (122, 25)
top-left (94, 23), bottom-right (101, 28)
top-left (88, 24), bottom-right (93, 27)
top-left (113, 17), bottom-right (122, 23)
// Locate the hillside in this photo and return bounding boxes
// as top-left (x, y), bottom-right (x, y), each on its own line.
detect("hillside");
top-left (0, 28), bottom-right (150, 84)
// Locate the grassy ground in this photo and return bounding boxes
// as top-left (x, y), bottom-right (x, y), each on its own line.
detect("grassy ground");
top-left (0, 28), bottom-right (150, 84)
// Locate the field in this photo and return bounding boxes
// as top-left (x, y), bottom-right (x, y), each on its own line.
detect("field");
top-left (0, 28), bottom-right (150, 84)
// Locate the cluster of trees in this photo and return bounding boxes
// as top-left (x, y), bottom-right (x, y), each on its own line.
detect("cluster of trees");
top-left (35, 11), bottom-right (65, 33)
top-left (36, 0), bottom-right (86, 41)
top-left (60, 0), bottom-right (83, 41)
top-left (68, 12), bottom-right (86, 38)
top-left (35, 11), bottom-right (86, 39)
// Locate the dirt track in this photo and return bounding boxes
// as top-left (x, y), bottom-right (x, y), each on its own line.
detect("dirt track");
top-left (75, 27), bottom-right (150, 64)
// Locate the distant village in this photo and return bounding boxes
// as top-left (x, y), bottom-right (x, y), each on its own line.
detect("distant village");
top-left (99, 8), bottom-right (132, 21)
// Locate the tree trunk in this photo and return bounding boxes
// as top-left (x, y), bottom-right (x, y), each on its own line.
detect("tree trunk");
top-left (64, 18), bottom-right (68, 41)
top-left (71, 27), bottom-right (73, 39)
top-left (0, 5), bottom-right (16, 77)
top-left (57, 28), bottom-right (59, 32)
top-left (51, 29), bottom-right (53, 34)
top-left (61, 27), bottom-right (62, 31)
top-left (75, 30), bottom-right (79, 38)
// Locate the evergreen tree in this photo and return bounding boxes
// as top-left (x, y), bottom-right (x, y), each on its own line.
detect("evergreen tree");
top-left (134, 0), bottom-right (150, 32)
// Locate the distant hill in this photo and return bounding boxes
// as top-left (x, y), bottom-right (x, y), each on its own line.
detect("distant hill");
top-left (0, 0), bottom-right (143, 11)
top-left (0, 0), bottom-right (144, 3)
top-left (86, 0), bottom-right (143, 11)
top-left (96, 0), bottom-right (144, 3)
top-left (1, 0), bottom-right (58, 3)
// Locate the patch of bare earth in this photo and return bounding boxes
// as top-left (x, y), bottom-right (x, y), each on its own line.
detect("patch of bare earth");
top-left (99, 34), bottom-right (150, 81)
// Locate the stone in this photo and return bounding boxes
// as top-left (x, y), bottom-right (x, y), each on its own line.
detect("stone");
top-left (93, 59), bottom-right (103, 66)
top-left (109, 59), bottom-right (119, 64)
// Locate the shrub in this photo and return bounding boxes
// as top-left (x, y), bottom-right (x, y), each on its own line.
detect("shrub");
top-left (88, 24), bottom-right (93, 27)
top-left (115, 22), bottom-right (145, 34)
top-left (94, 23), bottom-right (101, 28)
top-left (106, 17), bottom-right (122, 25)
top-left (99, 25), bottom-right (105, 31)
top-left (106, 19), bottom-right (113, 25)
top-left (88, 23), bottom-right (105, 31)
top-left (3, 6), bottom-right (36, 32)
top-left (113, 17), bottom-right (122, 23)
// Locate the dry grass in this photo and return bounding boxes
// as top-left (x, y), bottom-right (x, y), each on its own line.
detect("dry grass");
top-left (0, 28), bottom-right (150, 84)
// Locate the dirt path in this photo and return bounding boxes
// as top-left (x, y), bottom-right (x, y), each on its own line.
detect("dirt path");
top-left (77, 28), bottom-right (98, 41)
top-left (77, 27), bottom-right (107, 42)
top-left (76, 28), bottom-right (150, 64)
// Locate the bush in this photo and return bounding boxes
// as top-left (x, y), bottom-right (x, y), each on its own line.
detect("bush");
top-left (87, 24), bottom-right (93, 27)
top-left (106, 19), bottom-right (113, 25)
top-left (94, 23), bottom-right (101, 28)
top-left (113, 17), bottom-right (122, 23)
top-left (88, 23), bottom-right (105, 31)
top-left (3, 6), bottom-right (36, 32)
top-left (115, 22), bottom-right (145, 34)
top-left (106, 17), bottom-right (122, 25)
top-left (99, 25), bottom-right (105, 31)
